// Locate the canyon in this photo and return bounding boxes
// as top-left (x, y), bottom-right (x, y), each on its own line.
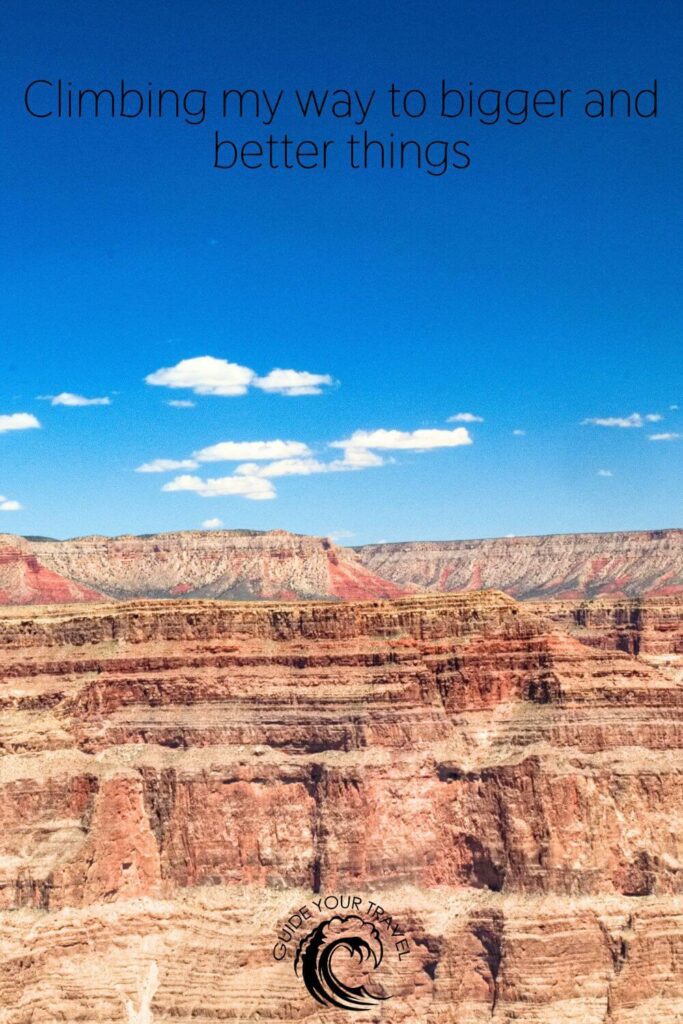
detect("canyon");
top-left (0, 590), bottom-right (680, 1021)
top-left (0, 530), bottom-right (408, 605)
top-left (356, 528), bottom-right (683, 600)
top-left (0, 526), bottom-right (680, 606)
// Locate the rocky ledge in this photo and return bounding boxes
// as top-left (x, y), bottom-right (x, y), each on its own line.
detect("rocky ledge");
top-left (0, 591), bottom-right (681, 1021)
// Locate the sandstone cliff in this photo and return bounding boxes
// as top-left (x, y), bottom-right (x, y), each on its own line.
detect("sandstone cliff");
top-left (0, 530), bottom-right (408, 605)
top-left (357, 528), bottom-right (683, 599)
top-left (0, 592), bottom-right (680, 1021)
top-left (0, 535), bottom-right (105, 605)
top-left (1, 527), bottom-right (681, 607)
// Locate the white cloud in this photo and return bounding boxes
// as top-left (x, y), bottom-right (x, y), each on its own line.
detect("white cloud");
top-left (162, 474), bottom-right (276, 500)
top-left (597, 469), bottom-right (613, 477)
top-left (327, 529), bottom-right (355, 541)
top-left (648, 432), bottom-right (681, 441)
top-left (157, 450), bottom-right (376, 504)
top-left (213, 427), bottom-right (472, 487)
top-left (235, 458), bottom-right (328, 478)
top-left (151, 423), bottom-right (472, 506)
top-left (194, 439), bottom-right (312, 463)
top-left (582, 412), bottom-right (661, 428)
top-left (0, 496), bottom-right (22, 511)
top-left (331, 427), bottom-right (472, 452)
top-left (145, 356), bottom-right (334, 398)
top-left (136, 458), bottom-right (199, 473)
top-left (0, 413), bottom-right (41, 433)
top-left (146, 356), bottom-right (255, 396)
top-left (670, 404), bottom-right (679, 411)
top-left (202, 517), bottom-right (224, 528)
top-left (447, 412), bottom-right (483, 423)
top-left (331, 447), bottom-right (385, 469)
top-left (254, 369), bottom-right (334, 396)
top-left (234, 448), bottom-right (386, 479)
top-left (167, 399), bottom-right (196, 408)
top-left (49, 393), bottom-right (111, 407)
top-left (512, 429), bottom-right (526, 436)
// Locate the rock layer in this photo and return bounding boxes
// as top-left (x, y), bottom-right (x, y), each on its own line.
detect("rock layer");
top-left (0, 536), bottom-right (105, 605)
top-left (2, 527), bottom-right (681, 607)
top-left (0, 530), bottom-right (408, 604)
top-left (357, 528), bottom-right (683, 599)
top-left (0, 592), bottom-right (681, 1021)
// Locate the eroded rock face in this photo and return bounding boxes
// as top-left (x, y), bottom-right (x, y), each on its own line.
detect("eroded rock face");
top-left (0, 592), bottom-right (681, 1021)
top-left (2, 527), bottom-right (681, 608)
top-left (0, 530), bottom-right (408, 604)
top-left (0, 536), bottom-right (105, 605)
top-left (357, 528), bottom-right (683, 599)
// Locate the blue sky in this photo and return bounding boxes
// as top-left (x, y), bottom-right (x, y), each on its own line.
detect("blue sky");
top-left (1, 0), bottom-right (681, 544)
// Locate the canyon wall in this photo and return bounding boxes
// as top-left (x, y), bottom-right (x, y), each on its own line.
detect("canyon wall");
top-left (0, 536), bottom-right (106, 605)
top-left (356, 528), bottom-right (683, 599)
top-left (0, 530), bottom-right (408, 604)
top-left (0, 592), bottom-right (680, 1021)
top-left (1, 528), bottom-right (681, 608)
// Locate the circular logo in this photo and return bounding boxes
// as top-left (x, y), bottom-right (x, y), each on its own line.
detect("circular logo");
top-left (272, 896), bottom-right (414, 1013)
top-left (294, 914), bottom-right (390, 1012)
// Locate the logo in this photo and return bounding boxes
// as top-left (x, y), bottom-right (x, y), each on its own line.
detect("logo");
top-left (272, 894), bottom-right (412, 1013)
top-left (295, 914), bottom-right (389, 1011)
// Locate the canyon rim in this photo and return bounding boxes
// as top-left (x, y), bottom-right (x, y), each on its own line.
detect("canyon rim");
top-left (0, 532), bottom-right (680, 1021)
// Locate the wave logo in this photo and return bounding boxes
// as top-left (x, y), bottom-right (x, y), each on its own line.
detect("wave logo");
top-left (294, 914), bottom-right (391, 1012)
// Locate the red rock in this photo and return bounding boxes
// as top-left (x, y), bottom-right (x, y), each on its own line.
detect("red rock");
top-left (0, 592), bottom-right (681, 1020)
top-left (357, 528), bottom-right (683, 599)
top-left (0, 536), bottom-right (105, 605)
top-left (1, 527), bottom-right (680, 608)
top-left (0, 530), bottom-right (411, 604)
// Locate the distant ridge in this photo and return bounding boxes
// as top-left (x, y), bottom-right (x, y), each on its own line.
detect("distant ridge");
top-left (0, 527), bottom-right (680, 605)
top-left (356, 528), bottom-right (683, 600)
top-left (0, 530), bottom-right (407, 605)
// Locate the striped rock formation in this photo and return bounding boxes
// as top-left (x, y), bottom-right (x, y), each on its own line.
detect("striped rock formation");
top-left (356, 528), bottom-right (683, 599)
top-left (0, 592), bottom-right (681, 1021)
top-left (0, 531), bottom-right (408, 605)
